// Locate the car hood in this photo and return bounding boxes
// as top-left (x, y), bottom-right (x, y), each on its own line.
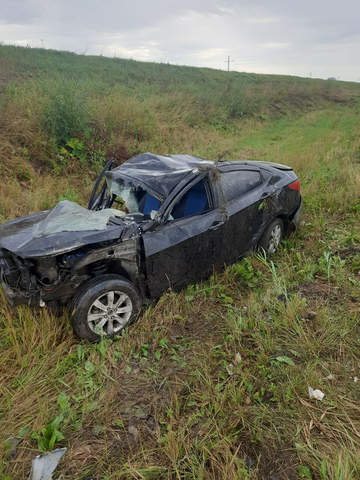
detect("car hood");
top-left (0, 201), bottom-right (139, 258)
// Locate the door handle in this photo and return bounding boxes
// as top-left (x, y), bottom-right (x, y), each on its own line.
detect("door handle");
top-left (210, 220), bottom-right (224, 230)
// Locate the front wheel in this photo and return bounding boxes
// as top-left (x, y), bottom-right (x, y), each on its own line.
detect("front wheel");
top-left (71, 275), bottom-right (142, 341)
top-left (258, 218), bottom-right (284, 254)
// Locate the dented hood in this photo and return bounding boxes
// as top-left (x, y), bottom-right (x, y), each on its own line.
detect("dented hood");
top-left (0, 201), bottom-right (137, 258)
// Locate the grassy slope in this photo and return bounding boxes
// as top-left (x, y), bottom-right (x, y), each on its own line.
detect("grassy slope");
top-left (0, 46), bottom-right (360, 480)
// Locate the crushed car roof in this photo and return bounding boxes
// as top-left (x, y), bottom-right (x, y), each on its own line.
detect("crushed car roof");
top-left (106, 153), bottom-right (214, 200)
top-left (105, 153), bottom-right (293, 201)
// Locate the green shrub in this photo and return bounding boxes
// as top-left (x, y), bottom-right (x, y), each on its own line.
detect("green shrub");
top-left (41, 77), bottom-right (91, 146)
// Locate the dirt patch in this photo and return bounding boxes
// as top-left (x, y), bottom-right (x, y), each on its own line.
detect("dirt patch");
top-left (27, 156), bottom-right (54, 175)
top-left (82, 138), bottom-right (133, 167)
top-left (294, 278), bottom-right (340, 300)
top-left (250, 444), bottom-right (298, 480)
top-left (106, 145), bottom-right (133, 165)
top-left (335, 246), bottom-right (360, 259)
top-left (63, 416), bottom-right (161, 476)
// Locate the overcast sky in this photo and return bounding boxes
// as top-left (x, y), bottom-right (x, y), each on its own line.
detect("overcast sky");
top-left (1, 0), bottom-right (359, 81)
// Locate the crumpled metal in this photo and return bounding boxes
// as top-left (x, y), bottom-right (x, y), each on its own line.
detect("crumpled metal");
top-left (28, 448), bottom-right (67, 480)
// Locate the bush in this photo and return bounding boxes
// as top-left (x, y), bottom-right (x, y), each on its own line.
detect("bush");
top-left (41, 77), bottom-right (91, 146)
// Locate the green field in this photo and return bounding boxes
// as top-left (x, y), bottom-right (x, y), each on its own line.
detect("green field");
top-left (0, 45), bottom-right (360, 480)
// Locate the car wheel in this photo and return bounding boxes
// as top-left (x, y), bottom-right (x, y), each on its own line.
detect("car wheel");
top-left (258, 218), bottom-right (284, 254)
top-left (71, 275), bottom-right (141, 341)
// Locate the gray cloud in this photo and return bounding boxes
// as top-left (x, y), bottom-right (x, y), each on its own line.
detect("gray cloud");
top-left (0, 0), bottom-right (43, 24)
top-left (0, 0), bottom-right (359, 81)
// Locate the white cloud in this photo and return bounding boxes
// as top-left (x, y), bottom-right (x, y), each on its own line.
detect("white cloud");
top-left (262, 43), bottom-right (290, 48)
top-left (0, 0), bottom-right (359, 81)
top-left (245, 16), bottom-right (281, 24)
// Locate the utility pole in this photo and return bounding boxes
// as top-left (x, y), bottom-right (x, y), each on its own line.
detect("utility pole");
top-left (310, 72), bottom-right (312, 78)
top-left (225, 56), bottom-right (234, 72)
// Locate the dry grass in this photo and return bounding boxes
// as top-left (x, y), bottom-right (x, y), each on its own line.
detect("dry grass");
top-left (0, 51), bottom-right (360, 478)
top-left (2, 230), bottom-right (360, 479)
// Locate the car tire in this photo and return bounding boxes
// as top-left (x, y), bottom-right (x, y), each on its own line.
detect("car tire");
top-left (71, 274), bottom-right (142, 341)
top-left (258, 218), bottom-right (284, 254)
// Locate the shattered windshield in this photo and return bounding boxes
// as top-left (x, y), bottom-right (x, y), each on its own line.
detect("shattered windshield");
top-left (33, 201), bottom-right (125, 237)
top-left (106, 176), bottom-right (162, 216)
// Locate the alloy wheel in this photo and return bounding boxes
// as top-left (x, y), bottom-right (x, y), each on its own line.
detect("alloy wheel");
top-left (87, 290), bottom-right (133, 336)
top-left (268, 224), bottom-right (282, 253)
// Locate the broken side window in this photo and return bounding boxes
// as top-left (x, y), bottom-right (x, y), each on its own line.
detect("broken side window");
top-left (220, 170), bottom-right (262, 202)
top-left (169, 179), bottom-right (210, 220)
top-left (107, 177), bottom-right (162, 216)
top-left (137, 192), bottom-right (161, 215)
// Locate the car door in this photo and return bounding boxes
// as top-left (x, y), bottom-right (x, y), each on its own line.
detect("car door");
top-left (142, 176), bottom-right (227, 298)
top-left (218, 167), bottom-right (268, 264)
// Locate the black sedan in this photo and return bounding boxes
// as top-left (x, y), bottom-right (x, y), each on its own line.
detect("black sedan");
top-left (0, 153), bottom-right (301, 340)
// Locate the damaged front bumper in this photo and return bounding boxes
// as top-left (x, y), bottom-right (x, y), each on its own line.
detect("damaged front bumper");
top-left (0, 281), bottom-right (30, 306)
top-left (0, 275), bottom-right (18, 306)
top-left (0, 253), bottom-right (38, 306)
top-left (0, 261), bottom-right (25, 306)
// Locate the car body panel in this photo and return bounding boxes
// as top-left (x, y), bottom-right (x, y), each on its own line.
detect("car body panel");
top-left (0, 152), bottom-right (302, 310)
top-left (143, 210), bottom-right (227, 297)
top-left (0, 201), bottom-right (140, 258)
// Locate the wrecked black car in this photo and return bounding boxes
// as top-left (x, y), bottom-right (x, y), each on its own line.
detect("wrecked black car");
top-left (0, 153), bottom-right (302, 340)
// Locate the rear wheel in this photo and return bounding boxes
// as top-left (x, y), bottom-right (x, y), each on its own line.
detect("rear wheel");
top-left (71, 275), bottom-right (141, 341)
top-left (258, 218), bottom-right (284, 254)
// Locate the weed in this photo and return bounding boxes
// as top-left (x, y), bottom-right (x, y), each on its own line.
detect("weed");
top-left (30, 392), bottom-right (70, 451)
top-left (41, 77), bottom-right (91, 146)
top-left (229, 257), bottom-right (263, 287)
top-left (0, 44), bottom-right (360, 480)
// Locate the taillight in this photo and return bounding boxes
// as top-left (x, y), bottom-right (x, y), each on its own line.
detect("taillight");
top-left (288, 179), bottom-right (300, 191)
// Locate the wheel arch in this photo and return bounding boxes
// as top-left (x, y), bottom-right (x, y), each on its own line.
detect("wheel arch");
top-left (277, 213), bottom-right (291, 236)
top-left (71, 273), bottom-right (130, 311)
top-left (74, 260), bottom-right (144, 303)
top-left (71, 273), bottom-right (142, 341)
top-left (256, 212), bottom-right (289, 245)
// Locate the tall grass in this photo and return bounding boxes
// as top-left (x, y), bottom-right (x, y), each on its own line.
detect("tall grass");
top-left (0, 44), bottom-right (359, 172)
top-left (1, 45), bottom-right (360, 479)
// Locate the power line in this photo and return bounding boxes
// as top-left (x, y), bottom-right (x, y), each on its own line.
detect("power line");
top-left (235, 41), bottom-right (360, 67)
top-left (225, 56), bottom-right (234, 71)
